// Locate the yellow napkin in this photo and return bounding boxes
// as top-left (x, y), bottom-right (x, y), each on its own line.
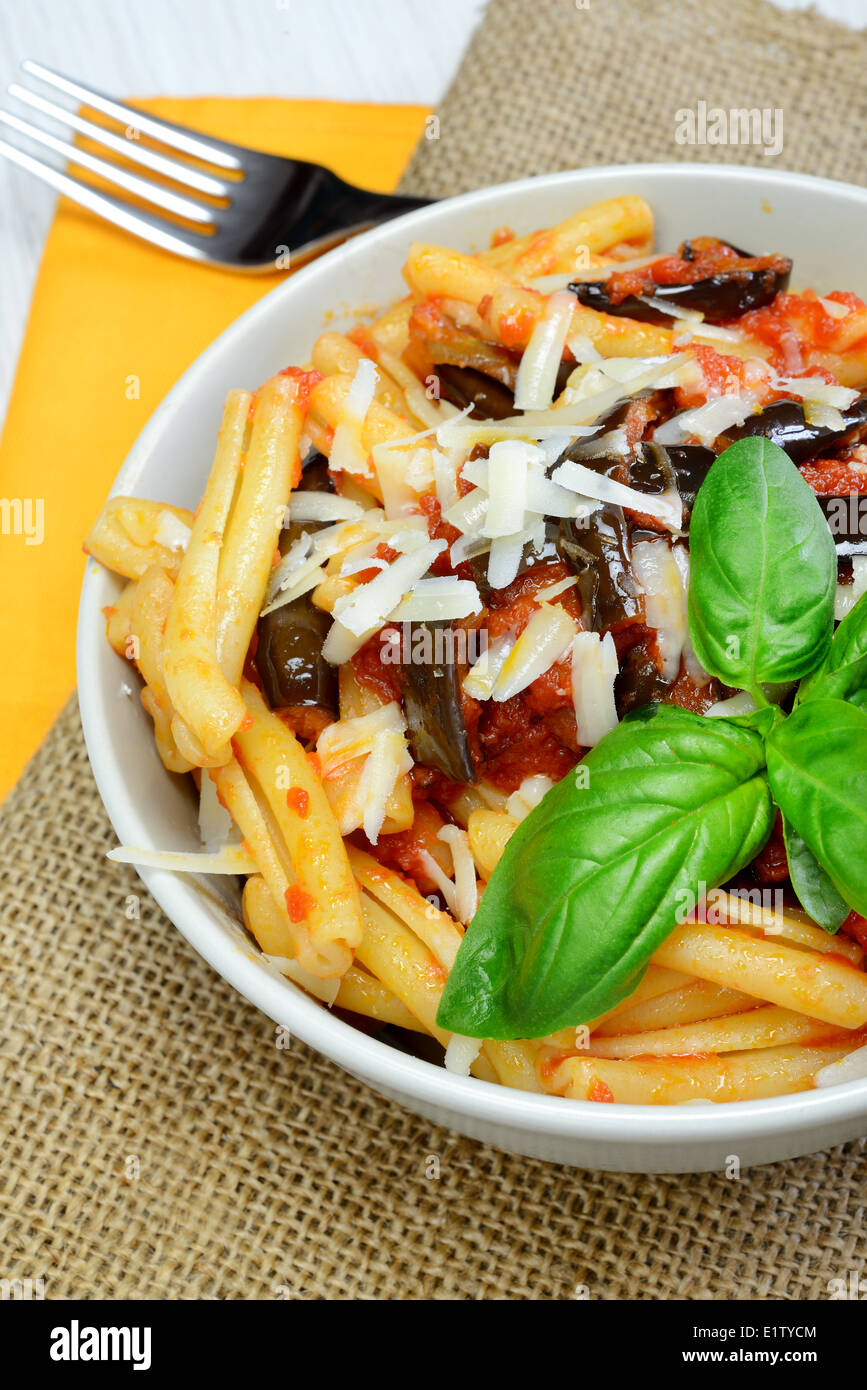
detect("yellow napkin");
top-left (0, 97), bottom-right (429, 799)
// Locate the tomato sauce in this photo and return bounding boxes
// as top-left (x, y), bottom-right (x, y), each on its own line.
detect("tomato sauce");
top-left (355, 797), bottom-right (446, 896)
top-left (605, 241), bottom-right (790, 306)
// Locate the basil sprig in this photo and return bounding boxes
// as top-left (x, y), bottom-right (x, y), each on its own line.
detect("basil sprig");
top-left (687, 437), bottom-right (836, 701)
top-left (437, 437), bottom-right (867, 1040)
top-left (438, 708), bottom-right (773, 1039)
top-left (767, 700), bottom-right (867, 918)
top-left (781, 815), bottom-right (849, 933)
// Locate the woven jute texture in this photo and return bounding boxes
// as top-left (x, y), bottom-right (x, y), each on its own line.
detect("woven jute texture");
top-left (4, 0), bottom-right (867, 1301)
top-left (399, 0), bottom-right (867, 196)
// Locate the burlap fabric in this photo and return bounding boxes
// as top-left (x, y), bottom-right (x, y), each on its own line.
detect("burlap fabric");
top-left (3, 0), bottom-right (867, 1301)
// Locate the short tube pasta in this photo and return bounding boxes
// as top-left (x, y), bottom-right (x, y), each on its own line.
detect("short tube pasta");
top-left (162, 390), bottom-right (250, 761)
top-left (90, 192), bottom-right (867, 1107)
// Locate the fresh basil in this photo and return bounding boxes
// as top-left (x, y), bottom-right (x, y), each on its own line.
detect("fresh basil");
top-left (436, 707), bottom-right (774, 1040)
top-left (782, 814), bottom-right (849, 932)
top-left (799, 590), bottom-right (867, 712)
top-left (687, 437), bottom-right (836, 699)
top-left (767, 698), bottom-right (867, 918)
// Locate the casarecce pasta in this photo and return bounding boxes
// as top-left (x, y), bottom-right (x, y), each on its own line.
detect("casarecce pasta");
top-left (86, 194), bottom-right (867, 1105)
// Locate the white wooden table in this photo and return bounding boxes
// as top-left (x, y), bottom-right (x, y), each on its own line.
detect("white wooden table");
top-left (0, 0), bottom-right (862, 424)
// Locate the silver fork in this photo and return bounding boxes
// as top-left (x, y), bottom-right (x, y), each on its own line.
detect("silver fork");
top-left (0, 60), bottom-right (432, 272)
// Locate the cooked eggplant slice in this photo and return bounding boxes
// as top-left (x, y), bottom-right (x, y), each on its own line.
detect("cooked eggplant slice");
top-left (401, 621), bottom-right (477, 783)
top-left (558, 506), bottom-right (642, 632)
top-left (814, 494), bottom-right (867, 556)
top-left (436, 359), bottom-right (574, 420)
top-left (630, 442), bottom-right (715, 523)
top-left (436, 364), bottom-right (516, 420)
top-left (256, 448), bottom-right (339, 716)
top-left (615, 638), bottom-right (668, 717)
top-left (727, 395), bottom-right (867, 465)
top-left (257, 597), bottom-right (338, 714)
top-left (568, 238), bottom-right (791, 326)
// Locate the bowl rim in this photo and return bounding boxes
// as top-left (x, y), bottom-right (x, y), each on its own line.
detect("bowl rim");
top-left (78, 160), bottom-right (867, 1148)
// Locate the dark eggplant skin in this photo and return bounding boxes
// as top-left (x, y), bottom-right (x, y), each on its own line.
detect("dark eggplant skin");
top-left (557, 505), bottom-right (642, 633)
top-left (630, 442), bottom-right (716, 522)
top-left (568, 242), bottom-right (791, 326)
top-left (257, 599), bottom-right (338, 713)
top-left (435, 364), bottom-right (516, 420)
top-left (814, 494), bottom-right (867, 556)
top-left (401, 621), bottom-right (477, 783)
top-left (256, 449), bottom-right (339, 716)
top-left (726, 394), bottom-right (867, 466)
top-left (615, 639), bottom-right (668, 717)
top-left (435, 360), bottom-right (573, 421)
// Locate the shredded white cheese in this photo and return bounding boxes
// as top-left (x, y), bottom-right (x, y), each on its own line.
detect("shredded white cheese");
top-left (513, 290), bottom-right (575, 411)
top-left (492, 605), bottom-right (577, 702)
top-left (506, 774), bottom-right (554, 820)
top-left (330, 538), bottom-right (447, 638)
top-left (317, 702), bottom-right (406, 776)
top-left (632, 539), bottom-right (687, 682)
top-left (438, 824), bottom-right (479, 924)
top-left (444, 1033), bottom-right (483, 1076)
top-left (284, 493), bottom-right (365, 525)
top-left (462, 632), bottom-right (515, 700)
top-left (571, 630), bottom-right (619, 746)
top-left (551, 457), bottom-right (682, 531)
top-left (107, 844), bottom-right (256, 874)
top-left (653, 393), bottom-right (760, 448)
top-left (389, 576), bottom-right (482, 623)
top-left (329, 358), bottom-right (379, 476)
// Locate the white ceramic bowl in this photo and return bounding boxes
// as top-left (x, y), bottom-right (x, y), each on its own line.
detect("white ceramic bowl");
top-left (78, 163), bottom-right (867, 1172)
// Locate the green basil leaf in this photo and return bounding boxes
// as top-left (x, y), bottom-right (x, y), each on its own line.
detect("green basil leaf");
top-left (717, 705), bottom-right (787, 739)
top-left (436, 706), bottom-right (774, 1040)
top-left (688, 438), bottom-right (836, 694)
top-left (782, 814), bottom-right (849, 933)
top-left (766, 698), bottom-right (867, 917)
top-left (799, 590), bottom-right (867, 712)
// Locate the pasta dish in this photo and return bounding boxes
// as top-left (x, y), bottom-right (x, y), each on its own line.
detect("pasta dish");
top-left (85, 194), bottom-right (867, 1105)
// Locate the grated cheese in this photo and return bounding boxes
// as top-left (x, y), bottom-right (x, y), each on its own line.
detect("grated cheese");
top-left (632, 539), bottom-right (687, 682)
top-left (444, 1033), bottom-right (483, 1076)
top-left (513, 290), bottom-right (575, 411)
top-left (389, 576), bottom-right (482, 623)
top-left (107, 844), bottom-right (256, 874)
top-left (705, 691), bottom-right (758, 718)
top-left (317, 701), bottom-right (406, 777)
top-left (357, 727), bottom-right (413, 844)
top-left (492, 604), bottom-right (577, 702)
top-left (571, 630), bottom-right (619, 746)
top-left (506, 774), bottom-right (554, 820)
top-left (284, 493), bottom-right (365, 525)
top-left (329, 357), bottom-right (379, 476)
top-left (552, 457), bottom-right (682, 530)
top-left (462, 632), bottom-right (515, 700)
top-left (653, 392), bottom-right (759, 449)
top-left (330, 537), bottom-right (447, 638)
top-left (438, 824), bottom-right (479, 924)
top-left (483, 441), bottom-right (534, 537)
